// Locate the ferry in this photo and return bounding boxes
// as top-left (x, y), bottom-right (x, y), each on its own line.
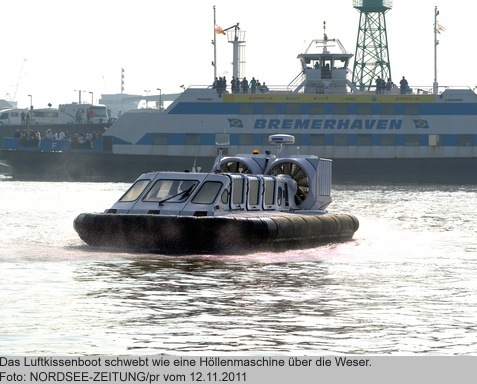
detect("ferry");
top-left (2, 24), bottom-right (477, 183)
top-left (74, 134), bottom-right (359, 254)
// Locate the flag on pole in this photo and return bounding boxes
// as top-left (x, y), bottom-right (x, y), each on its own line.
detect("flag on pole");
top-left (215, 23), bottom-right (226, 35)
top-left (437, 23), bottom-right (446, 33)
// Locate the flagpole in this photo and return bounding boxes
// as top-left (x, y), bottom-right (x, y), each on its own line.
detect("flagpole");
top-left (213, 5), bottom-right (217, 81)
top-left (433, 6), bottom-right (439, 94)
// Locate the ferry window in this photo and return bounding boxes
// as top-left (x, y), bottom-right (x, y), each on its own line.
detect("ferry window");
top-left (191, 181), bottom-right (223, 204)
top-left (239, 103), bottom-right (253, 115)
top-left (277, 186), bottom-right (283, 206)
top-left (357, 103), bottom-right (372, 115)
top-left (428, 134), bottom-right (440, 146)
top-left (215, 133), bottom-right (230, 146)
top-left (380, 104), bottom-right (396, 115)
top-left (310, 134), bottom-right (325, 146)
top-left (457, 135), bottom-right (473, 146)
top-left (153, 133), bottom-right (168, 145)
top-left (333, 104), bottom-right (348, 115)
top-left (310, 104), bottom-right (325, 115)
top-left (380, 135), bottom-right (396, 146)
top-left (404, 104), bottom-right (420, 115)
top-left (144, 179), bottom-right (199, 202)
top-left (33, 110), bottom-right (58, 119)
top-left (333, 135), bottom-right (349, 146)
top-left (239, 134), bottom-right (253, 146)
top-left (263, 179), bottom-right (276, 205)
top-left (263, 104), bottom-right (278, 115)
top-left (232, 178), bottom-right (244, 204)
top-left (404, 135), bottom-right (419, 146)
top-left (248, 178), bottom-right (260, 206)
top-left (357, 134), bottom-right (372, 146)
top-left (119, 179), bottom-right (151, 202)
top-left (286, 103), bottom-right (301, 115)
top-left (185, 133), bottom-right (200, 145)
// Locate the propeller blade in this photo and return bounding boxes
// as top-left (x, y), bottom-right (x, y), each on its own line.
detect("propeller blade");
top-left (268, 162), bottom-right (310, 207)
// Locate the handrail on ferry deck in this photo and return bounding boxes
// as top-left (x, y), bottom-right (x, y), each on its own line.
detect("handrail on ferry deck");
top-left (193, 83), bottom-right (476, 96)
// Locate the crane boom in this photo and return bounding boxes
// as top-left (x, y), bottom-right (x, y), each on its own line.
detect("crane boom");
top-left (12, 58), bottom-right (27, 101)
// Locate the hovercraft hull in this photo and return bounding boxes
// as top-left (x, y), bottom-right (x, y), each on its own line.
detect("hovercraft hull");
top-left (73, 212), bottom-right (359, 254)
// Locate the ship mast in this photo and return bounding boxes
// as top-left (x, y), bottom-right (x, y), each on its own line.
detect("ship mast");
top-left (433, 6), bottom-right (440, 94)
top-left (213, 6), bottom-right (217, 81)
top-left (352, 0), bottom-right (392, 92)
top-left (212, 7), bottom-right (244, 81)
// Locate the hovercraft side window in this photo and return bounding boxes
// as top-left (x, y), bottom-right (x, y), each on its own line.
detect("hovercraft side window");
top-left (263, 178), bottom-right (276, 206)
top-left (231, 177), bottom-right (245, 205)
top-left (191, 181), bottom-right (223, 204)
top-left (119, 179), bottom-right (151, 202)
top-left (221, 189), bottom-right (229, 204)
top-left (246, 176), bottom-right (263, 211)
top-left (248, 177), bottom-right (260, 206)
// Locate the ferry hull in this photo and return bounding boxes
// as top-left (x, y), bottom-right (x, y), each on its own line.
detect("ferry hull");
top-left (73, 212), bottom-right (359, 254)
top-left (2, 150), bottom-right (477, 184)
top-left (332, 157), bottom-right (477, 184)
top-left (0, 151), bottom-right (211, 182)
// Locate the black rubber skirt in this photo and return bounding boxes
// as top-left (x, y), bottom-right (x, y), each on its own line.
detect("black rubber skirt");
top-left (74, 213), bottom-right (359, 254)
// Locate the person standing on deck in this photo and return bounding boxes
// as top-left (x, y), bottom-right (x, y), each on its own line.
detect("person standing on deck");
top-left (241, 77), bottom-right (249, 93)
top-left (87, 106), bottom-right (95, 123)
top-left (400, 76), bottom-right (409, 94)
top-left (250, 77), bottom-right (257, 94)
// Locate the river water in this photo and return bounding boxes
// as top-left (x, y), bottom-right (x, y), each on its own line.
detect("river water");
top-left (0, 178), bottom-right (476, 355)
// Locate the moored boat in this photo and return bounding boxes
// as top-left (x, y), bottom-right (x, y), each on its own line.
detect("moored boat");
top-left (73, 135), bottom-right (359, 254)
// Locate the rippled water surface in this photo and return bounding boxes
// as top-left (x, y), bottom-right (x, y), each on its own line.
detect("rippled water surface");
top-left (1, 179), bottom-right (476, 354)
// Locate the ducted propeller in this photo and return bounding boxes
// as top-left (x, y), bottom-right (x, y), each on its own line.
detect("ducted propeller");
top-left (267, 161), bottom-right (310, 206)
top-left (220, 160), bottom-right (254, 174)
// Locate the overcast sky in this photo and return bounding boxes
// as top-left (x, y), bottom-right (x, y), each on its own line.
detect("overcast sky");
top-left (0, 0), bottom-right (467, 109)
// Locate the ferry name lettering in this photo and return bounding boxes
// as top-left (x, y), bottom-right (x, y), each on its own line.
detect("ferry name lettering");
top-left (253, 118), bottom-right (402, 130)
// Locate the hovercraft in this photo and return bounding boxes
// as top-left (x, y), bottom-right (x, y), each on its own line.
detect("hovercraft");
top-left (74, 134), bottom-right (359, 254)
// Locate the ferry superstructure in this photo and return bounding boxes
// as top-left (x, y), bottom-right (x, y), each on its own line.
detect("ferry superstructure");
top-left (2, 30), bottom-right (477, 183)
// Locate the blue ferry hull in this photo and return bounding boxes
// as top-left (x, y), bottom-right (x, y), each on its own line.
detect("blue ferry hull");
top-left (2, 149), bottom-right (477, 184)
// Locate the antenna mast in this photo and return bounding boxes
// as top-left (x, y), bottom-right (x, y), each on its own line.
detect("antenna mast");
top-left (212, 6), bottom-right (217, 81)
top-left (322, 21), bottom-right (330, 53)
top-left (433, 6), bottom-right (440, 94)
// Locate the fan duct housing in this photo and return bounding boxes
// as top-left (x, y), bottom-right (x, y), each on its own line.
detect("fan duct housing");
top-left (219, 155), bottom-right (274, 174)
top-left (266, 157), bottom-right (331, 210)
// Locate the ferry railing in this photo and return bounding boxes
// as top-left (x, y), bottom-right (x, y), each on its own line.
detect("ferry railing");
top-left (288, 70), bottom-right (306, 93)
top-left (199, 83), bottom-right (477, 96)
